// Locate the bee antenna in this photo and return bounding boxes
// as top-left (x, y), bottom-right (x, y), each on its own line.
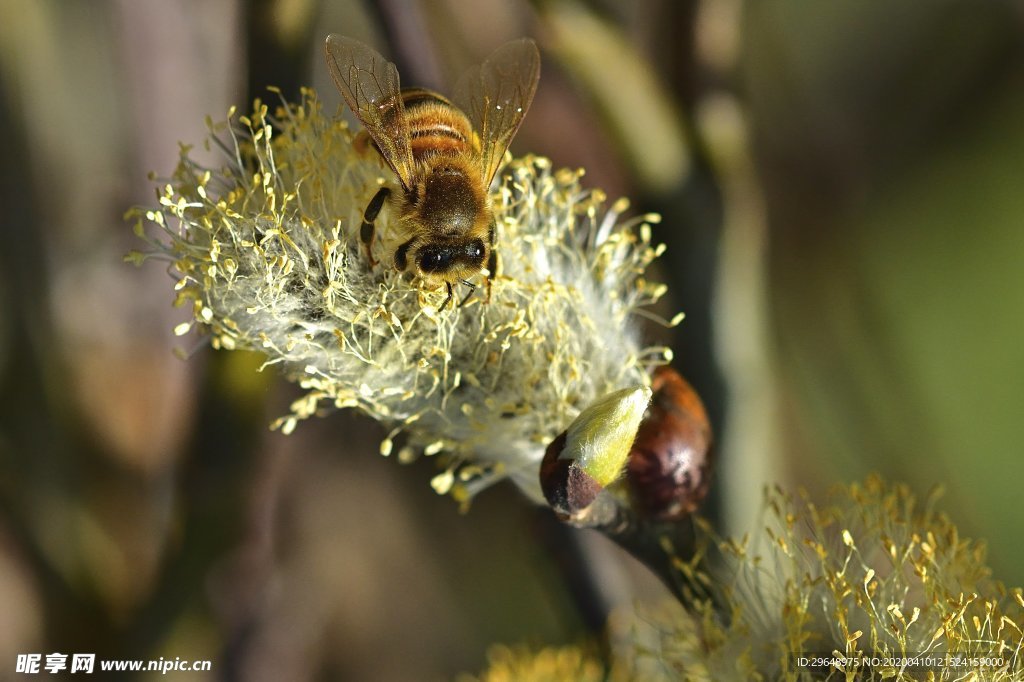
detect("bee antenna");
top-left (457, 279), bottom-right (479, 309)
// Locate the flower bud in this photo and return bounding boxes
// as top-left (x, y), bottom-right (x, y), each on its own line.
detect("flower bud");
top-left (540, 386), bottom-right (652, 516)
top-left (540, 366), bottom-right (713, 524)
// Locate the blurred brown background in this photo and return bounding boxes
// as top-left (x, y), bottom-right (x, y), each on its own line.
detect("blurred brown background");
top-left (1, 0), bottom-right (1022, 679)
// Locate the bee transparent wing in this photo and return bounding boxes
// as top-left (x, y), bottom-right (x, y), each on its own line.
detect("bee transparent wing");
top-left (454, 38), bottom-right (540, 186)
top-left (325, 34), bottom-right (415, 190)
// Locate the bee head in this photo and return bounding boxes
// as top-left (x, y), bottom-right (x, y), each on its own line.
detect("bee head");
top-left (393, 162), bottom-right (492, 282)
top-left (414, 238), bottom-right (487, 278)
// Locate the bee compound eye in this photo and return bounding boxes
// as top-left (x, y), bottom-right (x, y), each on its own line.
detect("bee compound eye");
top-left (419, 248), bottom-right (450, 273)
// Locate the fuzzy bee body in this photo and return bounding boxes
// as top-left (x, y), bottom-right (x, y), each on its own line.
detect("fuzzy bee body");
top-left (401, 88), bottom-right (475, 157)
top-left (325, 35), bottom-right (540, 309)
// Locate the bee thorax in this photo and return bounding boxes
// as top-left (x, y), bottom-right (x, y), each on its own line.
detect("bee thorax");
top-left (417, 167), bottom-right (482, 236)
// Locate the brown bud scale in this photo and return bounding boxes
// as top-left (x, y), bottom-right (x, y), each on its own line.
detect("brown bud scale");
top-left (539, 431), bottom-right (603, 516)
top-left (625, 366), bottom-right (713, 521)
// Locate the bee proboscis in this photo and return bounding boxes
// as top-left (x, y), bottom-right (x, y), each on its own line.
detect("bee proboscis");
top-left (325, 34), bottom-right (541, 310)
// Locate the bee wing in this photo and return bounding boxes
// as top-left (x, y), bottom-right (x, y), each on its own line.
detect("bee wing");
top-left (325, 34), bottom-right (415, 190)
top-left (454, 38), bottom-right (540, 186)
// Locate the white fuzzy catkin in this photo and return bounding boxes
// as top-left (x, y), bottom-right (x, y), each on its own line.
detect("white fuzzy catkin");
top-left (129, 89), bottom-right (673, 504)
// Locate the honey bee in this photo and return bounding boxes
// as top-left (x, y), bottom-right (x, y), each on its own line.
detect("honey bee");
top-left (324, 34), bottom-right (541, 310)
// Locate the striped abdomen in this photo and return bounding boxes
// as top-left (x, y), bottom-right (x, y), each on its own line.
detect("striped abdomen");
top-left (401, 88), bottom-right (478, 161)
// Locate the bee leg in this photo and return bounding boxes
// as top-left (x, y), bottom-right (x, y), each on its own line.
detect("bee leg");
top-left (485, 250), bottom-right (498, 304)
top-left (439, 282), bottom-right (454, 311)
top-left (361, 186), bottom-right (391, 267)
top-left (457, 279), bottom-right (477, 308)
top-left (485, 222), bottom-right (497, 304)
top-left (394, 239), bottom-right (413, 271)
